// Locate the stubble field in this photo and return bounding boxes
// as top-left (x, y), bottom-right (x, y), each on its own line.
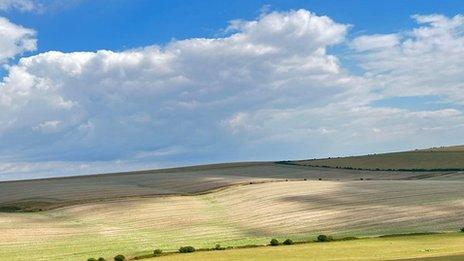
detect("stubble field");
top-left (2, 179), bottom-right (464, 260)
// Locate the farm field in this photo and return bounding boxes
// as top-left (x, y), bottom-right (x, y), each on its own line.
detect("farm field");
top-left (152, 233), bottom-right (464, 261)
top-left (292, 146), bottom-right (464, 171)
top-left (2, 180), bottom-right (464, 260)
top-left (0, 162), bottom-right (448, 211)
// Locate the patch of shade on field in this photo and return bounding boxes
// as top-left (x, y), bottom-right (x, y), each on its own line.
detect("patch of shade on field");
top-left (0, 162), bottom-right (444, 211)
top-left (1, 180), bottom-right (464, 260)
top-left (292, 145), bottom-right (464, 171)
top-left (151, 233), bottom-right (464, 261)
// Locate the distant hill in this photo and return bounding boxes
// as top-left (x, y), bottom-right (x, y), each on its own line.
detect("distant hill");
top-left (419, 145), bottom-right (464, 152)
top-left (2, 145), bottom-right (463, 212)
top-left (289, 145), bottom-right (464, 171)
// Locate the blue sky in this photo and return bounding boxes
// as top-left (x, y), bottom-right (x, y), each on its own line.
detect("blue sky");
top-left (6, 0), bottom-right (464, 52)
top-left (1, 0), bottom-right (464, 180)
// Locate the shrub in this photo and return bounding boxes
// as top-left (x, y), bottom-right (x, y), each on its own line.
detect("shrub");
top-left (97, 258), bottom-right (106, 261)
top-left (282, 239), bottom-right (294, 245)
top-left (317, 234), bottom-right (333, 242)
top-left (179, 246), bottom-right (196, 253)
top-left (87, 258), bottom-right (97, 261)
top-left (0, 205), bottom-right (22, 212)
top-left (269, 238), bottom-right (280, 246)
top-left (113, 255), bottom-right (125, 261)
top-left (214, 244), bottom-right (225, 250)
top-left (153, 249), bottom-right (163, 256)
top-left (461, 227), bottom-right (464, 232)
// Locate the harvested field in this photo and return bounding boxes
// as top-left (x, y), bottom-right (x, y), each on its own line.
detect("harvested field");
top-left (0, 162), bottom-right (446, 211)
top-left (1, 180), bottom-right (464, 260)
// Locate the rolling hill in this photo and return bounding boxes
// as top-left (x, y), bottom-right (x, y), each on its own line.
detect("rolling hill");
top-left (288, 145), bottom-right (464, 171)
top-left (1, 145), bottom-right (464, 260)
top-left (1, 162), bottom-right (453, 212)
top-left (2, 180), bottom-right (464, 260)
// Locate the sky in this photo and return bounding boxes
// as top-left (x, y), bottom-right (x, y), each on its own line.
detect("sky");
top-left (1, 0), bottom-right (464, 180)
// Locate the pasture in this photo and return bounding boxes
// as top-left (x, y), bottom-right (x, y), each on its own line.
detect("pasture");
top-left (292, 146), bottom-right (464, 171)
top-left (152, 233), bottom-right (464, 261)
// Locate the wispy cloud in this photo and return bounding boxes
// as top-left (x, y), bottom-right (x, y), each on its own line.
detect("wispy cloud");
top-left (0, 0), bottom-right (37, 12)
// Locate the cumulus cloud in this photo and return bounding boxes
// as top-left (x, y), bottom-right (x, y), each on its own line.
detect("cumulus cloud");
top-left (351, 14), bottom-right (464, 103)
top-left (0, 9), bottom-right (463, 179)
top-left (0, 17), bottom-right (36, 62)
top-left (223, 105), bottom-right (464, 156)
top-left (0, 10), bottom-right (352, 163)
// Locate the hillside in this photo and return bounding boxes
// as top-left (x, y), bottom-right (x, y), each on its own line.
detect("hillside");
top-left (0, 162), bottom-right (451, 212)
top-left (290, 145), bottom-right (464, 171)
top-left (2, 180), bottom-right (464, 260)
top-left (2, 145), bottom-right (464, 260)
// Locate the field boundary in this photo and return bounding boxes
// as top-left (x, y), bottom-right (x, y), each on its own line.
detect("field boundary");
top-left (276, 161), bottom-right (464, 172)
top-left (127, 232), bottom-right (458, 261)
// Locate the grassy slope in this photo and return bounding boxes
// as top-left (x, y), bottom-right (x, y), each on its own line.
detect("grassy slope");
top-left (292, 146), bottom-right (464, 171)
top-left (151, 233), bottom-right (464, 261)
top-left (2, 180), bottom-right (464, 260)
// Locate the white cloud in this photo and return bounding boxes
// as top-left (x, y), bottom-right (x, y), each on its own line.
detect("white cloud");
top-left (350, 34), bottom-right (399, 51)
top-left (0, 0), bottom-right (36, 12)
top-left (0, 10), bottom-right (353, 166)
top-left (222, 104), bottom-right (464, 157)
top-left (0, 17), bottom-right (36, 62)
top-left (0, 10), bottom-right (464, 179)
top-left (33, 120), bottom-right (61, 133)
top-left (352, 14), bottom-right (464, 103)
top-left (0, 159), bottom-right (165, 181)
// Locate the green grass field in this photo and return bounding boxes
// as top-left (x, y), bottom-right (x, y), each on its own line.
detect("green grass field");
top-left (150, 233), bottom-right (464, 261)
top-left (293, 146), bottom-right (464, 171)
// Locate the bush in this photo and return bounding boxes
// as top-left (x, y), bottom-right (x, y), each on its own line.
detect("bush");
top-left (114, 255), bottom-right (126, 261)
top-left (214, 244), bottom-right (225, 250)
top-left (153, 249), bottom-right (163, 256)
top-left (282, 239), bottom-right (294, 245)
top-left (179, 246), bottom-right (196, 253)
top-left (97, 258), bottom-right (106, 261)
top-left (269, 238), bottom-right (280, 246)
top-left (87, 258), bottom-right (97, 261)
top-left (317, 234), bottom-right (333, 242)
top-left (461, 227), bottom-right (464, 232)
